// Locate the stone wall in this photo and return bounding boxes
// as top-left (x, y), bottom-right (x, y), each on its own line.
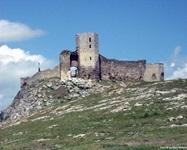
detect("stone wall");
top-left (60, 50), bottom-right (71, 80)
top-left (20, 65), bottom-right (60, 87)
top-left (100, 55), bottom-right (146, 81)
top-left (76, 32), bottom-right (100, 80)
top-left (59, 33), bottom-right (164, 82)
top-left (76, 32), bottom-right (99, 68)
top-left (78, 65), bottom-right (101, 80)
top-left (144, 64), bottom-right (164, 81)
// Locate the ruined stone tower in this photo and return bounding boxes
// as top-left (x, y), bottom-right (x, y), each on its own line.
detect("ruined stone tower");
top-left (20, 32), bottom-right (164, 89)
top-left (144, 63), bottom-right (164, 81)
top-left (59, 32), bottom-right (164, 82)
top-left (76, 32), bottom-right (100, 80)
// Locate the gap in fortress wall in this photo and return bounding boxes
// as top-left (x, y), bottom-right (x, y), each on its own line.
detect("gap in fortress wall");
top-left (21, 32), bottom-right (164, 87)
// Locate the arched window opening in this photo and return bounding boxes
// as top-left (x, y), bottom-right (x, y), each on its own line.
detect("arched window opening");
top-left (160, 72), bottom-right (164, 80)
top-left (151, 73), bottom-right (157, 80)
top-left (70, 52), bottom-right (78, 78)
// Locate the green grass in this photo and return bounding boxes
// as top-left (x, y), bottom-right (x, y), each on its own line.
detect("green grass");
top-left (1, 79), bottom-right (187, 149)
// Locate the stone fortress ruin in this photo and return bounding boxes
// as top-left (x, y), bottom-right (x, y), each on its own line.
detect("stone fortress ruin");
top-left (21, 32), bottom-right (164, 87)
top-left (60, 32), bottom-right (164, 82)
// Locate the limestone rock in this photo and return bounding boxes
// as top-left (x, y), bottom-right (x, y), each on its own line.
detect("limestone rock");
top-left (0, 77), bottom-right (105, 125)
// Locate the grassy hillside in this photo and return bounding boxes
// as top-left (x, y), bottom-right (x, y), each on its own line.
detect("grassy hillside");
top-left (0, 79), bottom-right (187, 149)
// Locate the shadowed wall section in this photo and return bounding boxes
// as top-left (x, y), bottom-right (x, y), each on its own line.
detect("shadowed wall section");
top-left (99, 55), bottom-right (146, 81)
top-left (60, 50), bottom-right (71, 80)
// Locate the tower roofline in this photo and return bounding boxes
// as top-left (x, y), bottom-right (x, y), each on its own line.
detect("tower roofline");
top-left (76, 32), bottom-right (98, 36)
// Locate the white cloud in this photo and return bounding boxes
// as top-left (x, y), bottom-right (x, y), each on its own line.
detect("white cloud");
top-left (165, 46), bottom-right (187, 80)
top-left (0, 45), bottom-right (57, 111)
top-left (173, 46), bottom-right (181, 57)
top-left (0, 94), bottom-right (3, 100)
top-left (170, 63), bottom-right (175, 67)
top-left (0, 45), bottom-right (44, 65)
top-left (171, 64), bottom-right (187, 79)
top-left (0, 20), bottom-right (46, 42)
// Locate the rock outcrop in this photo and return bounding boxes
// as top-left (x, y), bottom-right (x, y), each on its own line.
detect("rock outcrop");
top-left (1, 77), bottom-right (105, 126)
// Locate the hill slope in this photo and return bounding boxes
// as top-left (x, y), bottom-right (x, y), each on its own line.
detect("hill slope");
top-left (0, 78), bottom-right (187, 149)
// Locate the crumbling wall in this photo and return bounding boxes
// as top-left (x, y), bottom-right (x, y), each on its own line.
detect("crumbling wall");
top-left (60, 50), bottom-right (72, 80)
top-left (100, 55), bottom-right (146, 81)
top-left (20, 65), bottom-right (60, 87)
top-left (78, 64), bottom-right (100, 80)
top-left (144, 64), bottom-right (164, 81)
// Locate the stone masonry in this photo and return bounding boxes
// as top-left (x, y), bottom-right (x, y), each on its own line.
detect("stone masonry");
top-left (144, 64), bottom-right (164, 81)
top-left (100, 55), bottom-right (146, 81)
top-left (76, 32), bottom-right (100, 80)
top-left (21, 65), bottom-right (60, 87)
top-left (60, 32), bottom-right (164, 82)
top-left (21, 32), bottom-right (164, 87)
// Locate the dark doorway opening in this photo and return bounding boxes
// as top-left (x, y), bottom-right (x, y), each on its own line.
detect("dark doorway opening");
top-left (160, 72), bottom-right (164, 81)
top-left (70, 52), bottom-right (79, 77)
top-left (70, 52), bottom-right (78, 68)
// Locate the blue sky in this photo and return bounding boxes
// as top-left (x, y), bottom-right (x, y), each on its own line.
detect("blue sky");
top-left (1, 0), bottom-right (187, 61)
top-left (0, 0), bottom-right (187, 110)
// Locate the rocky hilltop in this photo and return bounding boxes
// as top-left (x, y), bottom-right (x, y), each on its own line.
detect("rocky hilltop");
top-left (0, 76), bottom-right (104, 126)
top-left (0, 76), bottom-right (187, 149)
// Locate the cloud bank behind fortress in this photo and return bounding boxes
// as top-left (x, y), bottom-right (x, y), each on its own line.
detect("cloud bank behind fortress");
top-left (21, 32), bottom-right (164, 86)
